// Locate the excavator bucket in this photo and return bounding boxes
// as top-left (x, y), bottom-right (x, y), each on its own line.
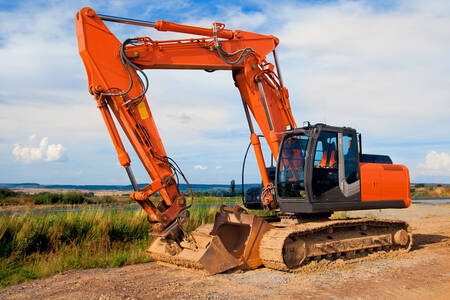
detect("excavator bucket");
top-left (147, 206), bottom-right (273, 275)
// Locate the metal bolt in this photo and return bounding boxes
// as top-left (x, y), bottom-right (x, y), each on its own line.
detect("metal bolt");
top-left (161, 214), bottom-right (169, 222)
top-left (85, 9), bottom-right (95, 17)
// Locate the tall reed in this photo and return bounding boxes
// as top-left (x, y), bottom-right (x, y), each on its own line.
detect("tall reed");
top-left (0, 209), bottom-right (151, 287)
top-left (0, 201), bottom-right (272, 287)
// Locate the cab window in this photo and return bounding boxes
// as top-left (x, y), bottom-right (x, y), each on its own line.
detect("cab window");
top-left (312, 131), bottom-right (339, 197)
top-left (277, 134), bottom-right (309, 198)
top-left (343, 133), bottom-right (359, 184)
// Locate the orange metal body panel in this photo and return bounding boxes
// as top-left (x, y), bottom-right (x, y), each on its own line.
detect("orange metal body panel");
top-left (127, 37), bottom-right (278, 70)
top-left (360, 163), bottom-right (411, 207)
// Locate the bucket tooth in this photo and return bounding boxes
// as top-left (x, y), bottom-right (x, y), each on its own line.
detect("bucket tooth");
top-left (147, 224), bottom-right (214, 271)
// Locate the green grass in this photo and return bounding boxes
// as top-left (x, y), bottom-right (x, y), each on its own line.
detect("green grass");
top-left (0, 196), bottom-right (274, 288)
top-left (0, 209), bottom-right (151, 288)
top-left (410, 185), bottom-right (450, 198)
top-left (0, 240), bottom-right (152, 287)
top-left (0, 188), bottom-right (241, 207)
top-left (185, 205), bottom-right (219, 231)
top-left (189, 195), bottom-right (241, 205)
top-left (0, 189), bottom-right (130, 206)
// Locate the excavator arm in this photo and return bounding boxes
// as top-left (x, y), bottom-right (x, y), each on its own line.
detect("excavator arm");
top-left (76, 7), bottom-right (295, 238)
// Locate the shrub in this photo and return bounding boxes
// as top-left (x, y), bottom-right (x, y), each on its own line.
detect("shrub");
top-left (33, 192), bottom-right (87, 205)
top-left (62, 192), bottom-right (86, 204)
top-left (0, 188), bottom-right (17, 200)
top-left (34, 193), bottom-right (62, 205)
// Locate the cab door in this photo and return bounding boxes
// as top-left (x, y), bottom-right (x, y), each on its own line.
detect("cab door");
top-left (337, 132), bottom-right (361, 198)
top-left (311, 129), bottom-right (360, 203)
top-left (311, 130), bottom-right (340, 202)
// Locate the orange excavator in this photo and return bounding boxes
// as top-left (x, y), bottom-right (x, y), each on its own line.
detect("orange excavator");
top-left (75, 8), bottom-right (413, 274)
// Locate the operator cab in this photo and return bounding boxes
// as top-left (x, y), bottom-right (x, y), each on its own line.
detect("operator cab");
top-left (243, 122), bottom-right (409, 213)
top-left (276, 123), bottom-right (362, 213)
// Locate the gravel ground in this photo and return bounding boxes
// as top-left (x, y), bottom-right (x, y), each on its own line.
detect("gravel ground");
top-left (1, 203), bottom-right (449, 300)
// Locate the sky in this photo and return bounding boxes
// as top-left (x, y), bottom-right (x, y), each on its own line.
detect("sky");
top-left (0, 0), bottom-right (449, 185)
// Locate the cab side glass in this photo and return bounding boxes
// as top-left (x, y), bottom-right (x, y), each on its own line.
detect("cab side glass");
top-left (343, 133), bottom-right (359, 184)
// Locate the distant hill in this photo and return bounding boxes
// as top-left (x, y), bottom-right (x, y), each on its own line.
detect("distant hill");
top-left (2, 182), bottom-right (446, 192)
top-left (0, 182), bottom-right (261, 192)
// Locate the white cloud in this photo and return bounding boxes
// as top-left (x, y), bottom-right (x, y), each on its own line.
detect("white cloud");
top-left (270, 0), bottom-right (450, 139)
top-left (216, 165), bottom-right (222, 169)
top-left (46, 143), bottom-right (65, 162)
top-left (12, 136), bottom-right (66, 163)
top-left (167, 112), bottom-right (192, 124)
top-left (194, 165), bottom-right (208, 170)
top-left (417, 151), bottom-right (450, 176)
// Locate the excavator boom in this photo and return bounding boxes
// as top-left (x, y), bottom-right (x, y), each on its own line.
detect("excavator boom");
top-left (76, 7), bottom-right (294, 237)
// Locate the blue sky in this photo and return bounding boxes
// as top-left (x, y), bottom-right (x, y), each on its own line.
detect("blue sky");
top-left (0, 0), bottom-right (449, 185)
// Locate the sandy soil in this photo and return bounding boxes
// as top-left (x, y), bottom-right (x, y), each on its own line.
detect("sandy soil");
top-left (1, 203), bottom-right (449, 300)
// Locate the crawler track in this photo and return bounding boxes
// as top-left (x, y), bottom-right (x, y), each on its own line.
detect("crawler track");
top-left (259, 218), bottom-right (413, 271)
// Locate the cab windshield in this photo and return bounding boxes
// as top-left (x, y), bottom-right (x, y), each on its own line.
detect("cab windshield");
top-left (277, 134), bottom-right (309, 198)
